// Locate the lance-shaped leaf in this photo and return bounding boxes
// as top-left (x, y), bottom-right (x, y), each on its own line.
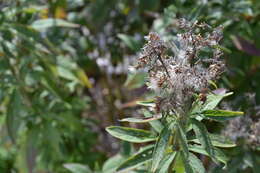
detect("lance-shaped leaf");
top-left (144, 110), bottom-right (163, 133)
top-left (173, 152), bottom-right (185, 173)
top-left (191, 92), bottom-right (233, 115)
top-left (117, 145), bottom-right (154, 172)
top-left (188, 144), bottom-right (229, 165)
top-left (31, 18), bottom-right (79, 30)
top-left (106, 126), bottom-right (157, 143)
top-left (177, 123), bottom-right (189, 159)
top-left (76, 69), bottom-right (92, 88)
top-left (102, 154), bottom-right (125, 173)
top-left (251, 153), bottom-right (260, 173)
top-left (202, 92), bottom-right (233, 111)
top-left (201, 110), bottom-right (244, 121)
top-left (117, 34), bottom-right (141, 51)
top-left (188, 4), bottom-right (206, 22)
top-left (213, 45), bottom-right (232, 54)
top-left (151, 120), bottom-right (176, 172)
top-left (119, 116), bottom-right (161, 123)
top-left (124, 72), bottom-right (147, 89)
top-left (191, 119), bottom-right (216, 161)
top-left (181, 151), bottom-right (206, 173)
top-left (180, 151), bottom-right (193, 173)
top-left (136, 100), bottom-right (155, 107)
top-left (189, 133), bottom-right (236, 148)
top-left (11, 24), bottom-right (42, 42)
top-left (188, 152), bottom-right (206, 173)
top-left (155, 152), bottom-right (177, 173)
top-left (64, 163), bottom-right (92, 173)
top-left (6, 89), bottom-right (24, 143)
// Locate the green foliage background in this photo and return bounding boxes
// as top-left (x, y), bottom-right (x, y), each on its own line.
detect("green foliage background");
top-left (0, 0), bottom-right (259, 172)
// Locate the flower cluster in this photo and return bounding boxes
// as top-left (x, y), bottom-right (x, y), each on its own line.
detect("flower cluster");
top-left (224, 115), bottom-right (260, 147)
top-left (224, 93), bottom-right (260, 147)
top-left (136, 19), bottom-right (225, 116)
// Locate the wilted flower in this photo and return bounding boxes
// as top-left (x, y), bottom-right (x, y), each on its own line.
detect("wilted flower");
top-left (135, 19), bottom-right (225, 116)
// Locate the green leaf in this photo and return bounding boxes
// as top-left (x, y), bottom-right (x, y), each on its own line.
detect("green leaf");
top-left (117, 145), bottom-right (153, 172)
top-left (188, 144), bottom-right (229, 165)
top-left (40, 71), bottom-right (67, 102)
top-left (177, 123), bottom-right (189, 159)
top-left (189, 133), bottom-right (236, 148)
top-left (43, 123), bottom-right (62, 156)
top-left (1, 42), bottom-right (15, 58)
top-left (121, 141), bottom-right (133, 156)
top-left (31, 18), bottom-right (79, 30)
top-left (188, 152), bottom-right (206, 173)
top-left (0, 58), bottom-right (10, 73)
top-left (106, 126), bottom-right (157, 143)
top-left (119, 117), bottom-right (161, 123)
top-left (151, 120), bottom-right (176, 172)
top-left (25, 129), bottom-right (38, 173)
top-left (6, 89), bottom-right (24, 143)
top-left (75, 69), bottom-right (92, 88)
top-left (117, 34), bottom-right (141, 51)
top-left (188, 4), bottom-right (206, 22)
top-left (57, 66), bottom-right (78, 81)
top-left (191, 92), bottom-right (233, 115)
top-left (172, 152), bottom-right (185, 173)
top-left (202, 92), bottom-right (233, 111)
top-left (136, 100), bottom-right (155, 107)
top-left (155, 152), bottom-right (176, 173)
top-left (64, 163), bottom-right (92, 173)
top-left (191, 119), bottom-right (215, 160)
top-left (143, 110), bottom-right (163, 133)
top-left (200, 110), bottom-right (244, 121)
top-left (180, 151), bottom-right (206, 173)
top-left (124, 72), bottom-right (147, 89)
top-left (102, 154), bottom-right (125, 173)
top-left (180, 151), bottom-right (193, 173)
top-left (11, 24), bottom-right (42, 42)
top-left (251, 153), bottom-right (260, 173)
top-left (213, 45), bottom-right (232, 54)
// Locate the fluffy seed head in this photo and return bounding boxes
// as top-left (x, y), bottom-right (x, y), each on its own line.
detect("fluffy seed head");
top-left (135, 19), bottom-right (225, 115)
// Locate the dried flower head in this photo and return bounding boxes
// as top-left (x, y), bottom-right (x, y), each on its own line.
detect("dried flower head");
top-left (224, 115), bottom-right (260, 147)
top-left (135, 19), bottom-right (225, 116)
top-left (224, 94), bottom-right (260, 148)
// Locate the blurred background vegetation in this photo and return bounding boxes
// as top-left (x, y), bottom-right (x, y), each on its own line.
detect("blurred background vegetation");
top-left (0, 0), bottom-right (259, 172)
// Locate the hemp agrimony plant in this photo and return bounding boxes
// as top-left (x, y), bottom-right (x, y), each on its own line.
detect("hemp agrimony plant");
top-left (106, 19), bottom-right (244, 173)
